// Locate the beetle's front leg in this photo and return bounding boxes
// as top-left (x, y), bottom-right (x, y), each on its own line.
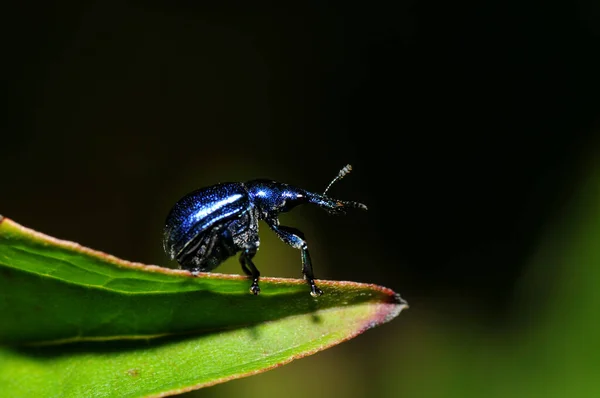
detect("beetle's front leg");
top-left (265, 219), bottom-right (323, 297)
top-left (239, 246), bottom-right (261, 295)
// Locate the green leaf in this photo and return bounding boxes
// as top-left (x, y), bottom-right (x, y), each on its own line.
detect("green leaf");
top-left (0, 216), bottom-right (407, 397)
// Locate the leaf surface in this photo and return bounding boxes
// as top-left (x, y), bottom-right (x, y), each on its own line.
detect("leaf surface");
top-left (0, 216), bottom-right (406, 397)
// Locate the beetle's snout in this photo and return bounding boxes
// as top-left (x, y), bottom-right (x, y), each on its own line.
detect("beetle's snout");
top-left (324, 199), bottom-right (367, 216)
top-left (345, 201), bottom-right (368, 211)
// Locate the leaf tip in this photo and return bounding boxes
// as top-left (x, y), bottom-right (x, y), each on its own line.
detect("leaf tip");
top-left (393, 292), bottom-right (409, 307)
top-left (383, 293), bottom-right (409, 323)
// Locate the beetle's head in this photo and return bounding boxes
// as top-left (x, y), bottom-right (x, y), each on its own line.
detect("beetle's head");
top-left (246, 180), bottom-right (311, 217)
top-left (245, 164), bottom-right (367, 218)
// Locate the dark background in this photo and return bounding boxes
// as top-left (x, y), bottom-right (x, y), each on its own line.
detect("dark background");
top-left (2, 2), bottom-right (600, 397)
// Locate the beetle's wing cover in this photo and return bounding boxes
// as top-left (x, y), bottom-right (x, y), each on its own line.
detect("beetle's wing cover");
top-left (163, 183), bottom-right (250, 259)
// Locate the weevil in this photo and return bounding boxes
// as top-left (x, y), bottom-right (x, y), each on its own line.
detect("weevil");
top-left (163, 165), bottom-right (367, 297)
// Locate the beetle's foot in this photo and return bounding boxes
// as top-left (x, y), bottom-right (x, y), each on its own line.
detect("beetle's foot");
top-left (307, 278), bottom-right (323, 297)
top-left (250, 282), bottom-right (261, 295)
top-left (310, 285), bottom-right (323, 298)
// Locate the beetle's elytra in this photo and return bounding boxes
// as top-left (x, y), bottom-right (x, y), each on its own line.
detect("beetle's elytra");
top-left (163, 165), bottom-right (367, 297)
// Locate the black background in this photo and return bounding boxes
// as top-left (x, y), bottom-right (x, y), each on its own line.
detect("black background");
top-left (2, 1), bottom-right (599, 330)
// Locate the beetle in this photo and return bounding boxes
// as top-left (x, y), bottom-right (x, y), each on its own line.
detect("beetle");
top-left (163, 164), bottom-right (367, 297)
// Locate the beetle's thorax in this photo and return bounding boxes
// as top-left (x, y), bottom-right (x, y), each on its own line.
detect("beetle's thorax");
top-left (245, 179), bottom-right (310, 219)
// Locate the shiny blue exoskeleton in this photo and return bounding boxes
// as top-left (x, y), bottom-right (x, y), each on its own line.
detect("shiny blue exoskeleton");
top-left (163, 165), bottom-right (367, 297)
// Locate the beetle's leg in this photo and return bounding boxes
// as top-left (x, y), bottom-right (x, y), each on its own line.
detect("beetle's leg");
top-left (239, 258), bottom-right (252, 277)
top-left (240, 246), bottom-right (261, 295)
top-left (265, 221), bottom-right (323, 297)
top-left (177, 227), bottom-right (222, 274)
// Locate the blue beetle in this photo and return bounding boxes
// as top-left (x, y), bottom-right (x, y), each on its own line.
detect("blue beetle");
top-left (163, 165), bottom-right (367, 297)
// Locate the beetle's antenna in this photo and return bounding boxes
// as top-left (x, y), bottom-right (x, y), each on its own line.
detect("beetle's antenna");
top-left (323, 164), bottom-right (353, 196)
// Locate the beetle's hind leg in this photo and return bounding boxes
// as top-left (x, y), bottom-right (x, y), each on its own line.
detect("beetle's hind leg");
top-left (265, 222), bottom-right (323, 297)
top-left (177, 227), bottom-right (222, 275)
top-left (239, 245), bottom-right (261, 295)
